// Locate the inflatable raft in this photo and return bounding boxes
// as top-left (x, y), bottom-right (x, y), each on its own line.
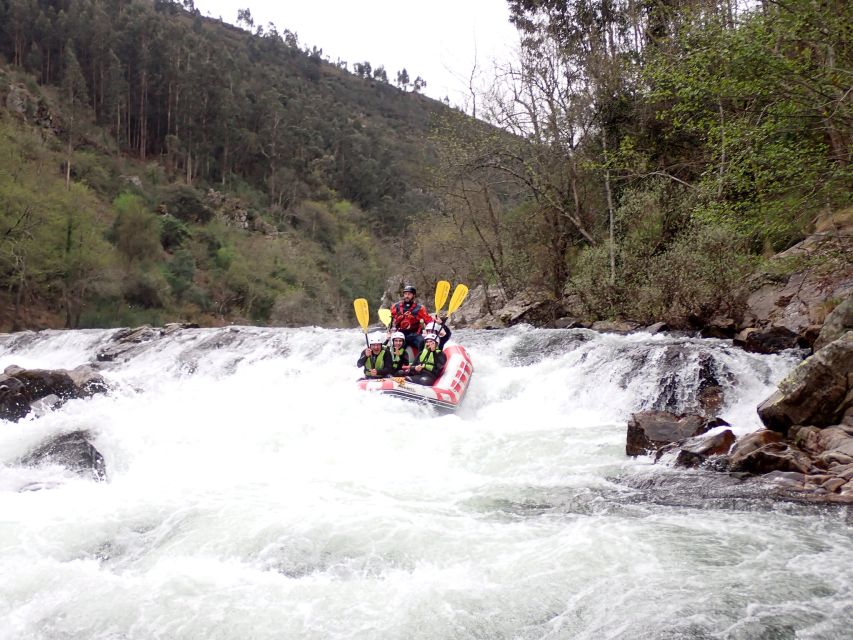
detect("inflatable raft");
top-left (357, 344), bottom-right (474, 413)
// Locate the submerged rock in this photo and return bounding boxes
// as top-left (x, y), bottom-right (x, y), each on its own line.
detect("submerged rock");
top-left (20, 430), bottom-right (106, 482)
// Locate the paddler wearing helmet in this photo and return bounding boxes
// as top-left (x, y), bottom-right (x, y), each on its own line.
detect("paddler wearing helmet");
top-left (388, 331), bottom-right (410, 376)
top-left (405, 332), bottom-right (446, 386)
top-left (390, 284), bottom-right (433, 352)
top-left (357, 332), bottom-right (391, 378)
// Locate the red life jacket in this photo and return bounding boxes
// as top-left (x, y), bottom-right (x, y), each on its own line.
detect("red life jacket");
top-left (393, 301), bottom-right (424, 333)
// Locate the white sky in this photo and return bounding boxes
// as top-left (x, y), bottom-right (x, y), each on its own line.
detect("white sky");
top-left (196, 0), bottom-right (519, 108)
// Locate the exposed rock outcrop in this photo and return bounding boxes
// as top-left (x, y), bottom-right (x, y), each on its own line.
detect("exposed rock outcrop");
top-left (0, 365), bottom-right (108, 422)
top-left (734, 221), bottom-right (852, 351)
top-left (96, 322), bottom-right (198, 362)
top-left (642, 328), bottom-right (853, 502)
top-left (757, 331), bottom-right (852, 432)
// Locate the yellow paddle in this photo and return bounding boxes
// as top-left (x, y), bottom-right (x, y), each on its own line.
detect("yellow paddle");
top-left (378, 308), bottom-right (392, 329)
top-left (353, 298), bottom-right (370, 347)
top-left (446, 284), bottom-right (469, 319)
top-left (434, 280), bottom-right (450, 315)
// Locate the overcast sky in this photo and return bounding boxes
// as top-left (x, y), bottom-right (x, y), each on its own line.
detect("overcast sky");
top-left (195, 1), bottom-right (519, 107)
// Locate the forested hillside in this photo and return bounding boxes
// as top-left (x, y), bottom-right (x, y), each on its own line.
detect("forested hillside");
top-left (413, 0), bottom-right (852, 326)
top-left (0, 0), bottom-right (850, 332)
top-left (0, 0), bottom-right (446, 329)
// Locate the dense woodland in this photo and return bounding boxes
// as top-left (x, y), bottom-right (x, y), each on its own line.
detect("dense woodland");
top-left (0, 0), bottom-right (850, 330)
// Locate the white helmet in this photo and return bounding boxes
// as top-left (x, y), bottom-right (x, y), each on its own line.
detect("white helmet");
top-left (391, 331), bottom-right (405, 341)
top-left (423, 333), bottom-right (438, 342)
top-left (425, 321), bottom-right (442, 334)
top-left (369, 332), bottom-right (385, 345)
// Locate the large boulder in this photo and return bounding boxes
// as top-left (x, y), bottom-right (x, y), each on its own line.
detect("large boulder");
top-left (0, 366), bottom-right (109, 422)
top-left (757, 332), bottom-right (853, 432)
top-left (626, 411), bottom-right (718, 456)
top-left (736, 326), bottom-right (806, 354)
top-left (20, 430), bottom-right (106, 481)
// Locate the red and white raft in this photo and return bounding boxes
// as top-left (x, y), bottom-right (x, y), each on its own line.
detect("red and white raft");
top-left (357, 344), bottom-right (474, 413)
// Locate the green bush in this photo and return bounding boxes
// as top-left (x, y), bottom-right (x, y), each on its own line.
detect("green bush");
top-left (570, 222), bottom-right (755, 325)
top-left (157, 184), bottom-right (213, 223)
top-left (160, 214), bottom-right (191, 250)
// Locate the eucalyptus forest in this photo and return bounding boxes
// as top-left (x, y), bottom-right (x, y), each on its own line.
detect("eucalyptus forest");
top-left (0, 0), bottom-right (849, 330)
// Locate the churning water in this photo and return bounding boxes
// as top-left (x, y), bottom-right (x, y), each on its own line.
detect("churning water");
top-left (0, 326), bottom-right (850, 639)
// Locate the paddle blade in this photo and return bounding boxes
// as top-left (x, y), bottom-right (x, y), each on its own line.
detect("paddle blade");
top-left (434, 280), bottom-right (451, 314)
top-left (447, 284), bottom-right (469, 315)
top-left (353, 298), bottom-right (370, 332)
top-left (378, 308), bottom-right (392, 328)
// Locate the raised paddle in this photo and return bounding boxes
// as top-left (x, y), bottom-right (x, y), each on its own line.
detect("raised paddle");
top-left (353, 298), bottom-right (370, 347)
top-left (377, 308), bottom-right (392, 329)
top-left (446, 284), bottom-right (469, 318)
top-left (434, 280), bottom-right (451, 315)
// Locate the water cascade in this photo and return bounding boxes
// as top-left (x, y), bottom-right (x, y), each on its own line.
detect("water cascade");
top-left (0, 326), bottom-right (850, 639)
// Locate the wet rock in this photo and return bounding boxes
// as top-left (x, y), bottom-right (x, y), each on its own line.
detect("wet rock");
top-left (727, 429), bottom-right (782, 465)
top-left (0, 377), bottom-right (33, 421)
top-left (554, 317), bottom-right (585, 329)
top-left (590, 320), bottom-right (641, 334)
top-left (822, 477), bottom-right (847, 493)
top-left (758, 332), bottom-right (853, 432)
top-left (97, 323), bottom-right (198, 362)
top-left (672, 429), bottom-right (736, 468)
top-left (643, 322), bottom-right (669, 334)
top-left (626, 411), bottom-right (714, 457)
top-left (814, 295), bottom-right (853, 351)
top-left (0, 366), bottom-right (110, 422)
top-left (700, 317), bottom-right (736, 339)
top-left (20, 430), bottom-right (106, 482)
top-left (728, 430), bottom-right (812, 474)
top-left (740, 325), bottom-right (805, 354)
top-left (762, 471), bottom-right (807, 489)
top-left (67, 365), bottom-right (108, 396)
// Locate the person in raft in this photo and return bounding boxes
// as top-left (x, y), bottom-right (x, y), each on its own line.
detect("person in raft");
top-left (357, 333), bottom-right (391, 379)
top-left (390, 284), bottom-right (433, 352)
top-left (423, 315), bottom-right (451, 349)
top-left (405, 333), bottom-right (446, 386)
top-left (387, 331), bottom-right (410, 376)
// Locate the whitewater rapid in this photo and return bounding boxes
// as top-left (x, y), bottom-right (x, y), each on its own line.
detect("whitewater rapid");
top-left (0, 326), bottom-right (850, 639)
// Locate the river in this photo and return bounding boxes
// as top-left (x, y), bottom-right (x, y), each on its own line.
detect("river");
top-left (0, 326), bottom-right (850, 639)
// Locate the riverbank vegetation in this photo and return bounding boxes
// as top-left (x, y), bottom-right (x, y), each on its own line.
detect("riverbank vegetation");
top-left (416, 0), bottom-right (851, 325)
top-left (0, 0), bottom-right (849, 330)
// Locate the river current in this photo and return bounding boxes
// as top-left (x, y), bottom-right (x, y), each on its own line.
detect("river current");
top-left (0, 326), bottom-right (850, 639)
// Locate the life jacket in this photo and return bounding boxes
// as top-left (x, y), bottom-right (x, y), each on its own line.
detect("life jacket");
top-left (390, 347), bottom-right (405, 369)
top-left (416, 347), bottom-right (442, 373)
top-left (364, 348), bottom-right (387, 375)
top-left (393, 301), bottom-right (424, 333)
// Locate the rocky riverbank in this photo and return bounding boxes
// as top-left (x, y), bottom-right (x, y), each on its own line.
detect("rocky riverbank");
top-left (627, 300), bottom-right (853, 504)
top-left (451, 222), bottom-right (852, 356)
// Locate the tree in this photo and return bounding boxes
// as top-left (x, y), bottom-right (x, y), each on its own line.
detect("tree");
top-left (412, 76), bottom-right (426, 93)
top-left (373, 65), bottom-right (388, 83)
top-left (62, 42), bottom-right (89, 190)
top-left (396, 68), bottom-right (409, 90)
top-left (237, 8), bottom-right (254, 29)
